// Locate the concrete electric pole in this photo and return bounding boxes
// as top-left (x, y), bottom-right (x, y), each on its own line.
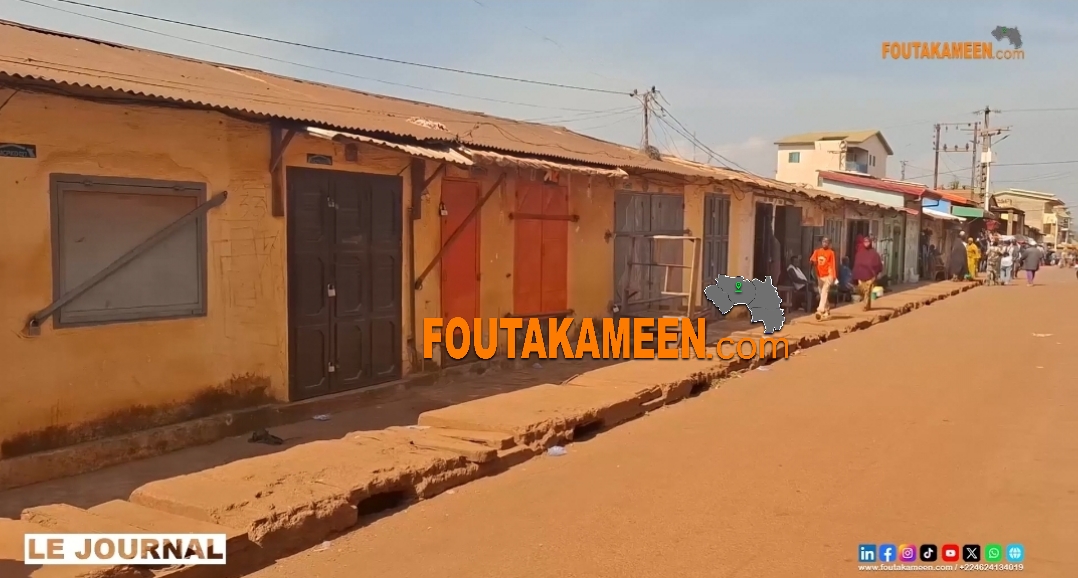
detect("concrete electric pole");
top-left (977, 106), bottom-right (1010, 210)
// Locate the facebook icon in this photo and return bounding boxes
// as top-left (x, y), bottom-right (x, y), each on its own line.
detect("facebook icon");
top-left (858, 545), bottom-right (877, 562)
top-left (879, 544), bottom-right (897, 563)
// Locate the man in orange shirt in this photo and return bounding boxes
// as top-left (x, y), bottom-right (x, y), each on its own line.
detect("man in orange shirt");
top-left (809, 237), bottom-right (837, 320)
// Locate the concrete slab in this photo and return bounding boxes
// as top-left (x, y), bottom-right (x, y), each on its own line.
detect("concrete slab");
top-left (423, 428), bottom-right (517, 450)
top-left (129, 467), bottom-right (354, 550)
top-left (0, 518), bottom-right (148, 578)
top-left (381, 427), bottom-right (498, 463)
top-left (87, 501), bottom-right (250, 551)
top-left (417, 383), bottom-right (655, 447)
top-left (21, 504), bottom-right (144, 534)
top-left (565, 359), bottom-right (717, 404)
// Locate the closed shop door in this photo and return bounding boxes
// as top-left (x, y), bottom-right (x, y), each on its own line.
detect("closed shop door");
top-left (440, 178), bottom-right (481, 365)
top-left (513, 180), bottom-right (569, 316)
top-left (613, 191), bottom-right (685, 311)
top-left (287, 168), bottom-right (403, 401)
top-left (702, 193), bottom-right (730, 282)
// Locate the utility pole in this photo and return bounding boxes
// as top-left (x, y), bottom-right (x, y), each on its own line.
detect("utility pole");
top-left (933, 122), bottom-right (976, 191)
top-left (932, 124), bottom-right (941, 189)
top-left (976, 106), bottom-right (1009, 210)
top-left (967, 121), bottom-right (980, 191)
top-left (633, 86), bottom-right (657, 151)
top-left (901, 160), bottom-right (908, 180)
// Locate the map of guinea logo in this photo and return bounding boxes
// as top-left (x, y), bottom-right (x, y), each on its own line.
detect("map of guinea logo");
top-left (991, 26), bottom-right (1022, 49)
top-left (703, 275), bottom-right (786, 334)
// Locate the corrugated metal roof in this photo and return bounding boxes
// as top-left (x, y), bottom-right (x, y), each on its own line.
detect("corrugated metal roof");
top-left (461, 148), bottom-right (626, 177)
top-left (931, 189), bottom-right (977, 207)
top-left (306, 127), bottom-right (475, 166)
top-left (0, 19), bottom-right (701, 177)
top-left (774, 130), bottom-right (894, 155)
top-left (819, 171), bottom-right (928, 198)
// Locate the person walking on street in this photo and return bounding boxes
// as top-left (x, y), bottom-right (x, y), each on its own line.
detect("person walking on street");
top-left (965, 237), bottom-right (981, 280)
top-left (999, 240), bottom-right (1015, 285)
top-left (810, 237), bottom-right (838, 320)
top-left (985, 240), bottom-right (1003, 286)
top-left (1019, 242), bottom-right (1044, 287)
top-left (852, 236), bottom-right (884, 311)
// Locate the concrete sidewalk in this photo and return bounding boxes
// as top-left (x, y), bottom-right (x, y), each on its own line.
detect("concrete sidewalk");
top-left (0, 280), bottom-right (979, 578)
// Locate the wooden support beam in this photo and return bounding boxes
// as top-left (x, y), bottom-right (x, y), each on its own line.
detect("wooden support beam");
top-left (269, 124), bottom-right (297, 217)
top-left (414, 173), bottom-right (505, 290)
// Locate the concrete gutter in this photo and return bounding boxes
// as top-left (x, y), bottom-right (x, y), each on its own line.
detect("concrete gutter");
top-left (0, 280), bottom-right (981, 578)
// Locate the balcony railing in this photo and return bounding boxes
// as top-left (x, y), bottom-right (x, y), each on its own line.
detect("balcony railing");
top-left (845, 161), bottom-right (869, 174)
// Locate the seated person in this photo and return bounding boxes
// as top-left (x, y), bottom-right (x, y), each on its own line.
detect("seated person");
top-left (837, 256), bottom-right (854, 300)
top-left (781, 255), bottom-right (815, 310)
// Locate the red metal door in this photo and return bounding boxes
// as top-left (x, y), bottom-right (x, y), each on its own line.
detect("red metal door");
top-left (513, 180), bottom-right (569, 316)
top-left (440, 178), bottom-right (480, 323)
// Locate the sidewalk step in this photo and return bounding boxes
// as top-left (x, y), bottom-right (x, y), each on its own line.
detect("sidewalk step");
top-left (22, 504), bottom-right (144, 534)
top-left (87, 501), bottom-right (250, 552)
top-left (1, 517), bottom-right (149, 578)
top-left (421, 428), bottom-right (517, 450)
top-left (381, 427), bottom-right (497, 463)
top-left (417, 383), bottom-right (654, 448)
top-left (130, 468), bottom-right (354, 551)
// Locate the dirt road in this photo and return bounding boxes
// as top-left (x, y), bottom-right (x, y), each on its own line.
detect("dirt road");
top-left (247, 269), bottom-right (1077, 578)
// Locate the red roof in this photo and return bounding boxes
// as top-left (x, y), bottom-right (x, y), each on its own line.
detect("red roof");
top-left (931, 190), bottom-right (977, 207)
top-left (818, 171), bottom-right (930, 198)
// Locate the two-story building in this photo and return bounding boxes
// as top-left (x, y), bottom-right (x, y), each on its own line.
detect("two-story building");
top-left (774, 130), bottom-right (893, 187)
top-left (992, 189), bottom-right (1067, 243)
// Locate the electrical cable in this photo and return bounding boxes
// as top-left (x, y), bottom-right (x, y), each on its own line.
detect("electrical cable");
top-left (12, 0), bottom-right (621, 113)
top-left (41, 0), bottom-right (631, 95)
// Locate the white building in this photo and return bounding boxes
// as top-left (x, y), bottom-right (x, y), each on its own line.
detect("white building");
top-left (775, 130), bottom-right (893, 187)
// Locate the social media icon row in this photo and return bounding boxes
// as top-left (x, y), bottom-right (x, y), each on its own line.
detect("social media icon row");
top-left (859, 543), bottom-right (1023, 563)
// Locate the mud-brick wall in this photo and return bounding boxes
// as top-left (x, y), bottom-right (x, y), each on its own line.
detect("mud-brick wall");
top-left (0, 92), bottom-right (288, 457)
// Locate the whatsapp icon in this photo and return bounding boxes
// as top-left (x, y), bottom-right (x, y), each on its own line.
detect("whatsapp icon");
top-left (985, 544), bottom-right (1003, 562)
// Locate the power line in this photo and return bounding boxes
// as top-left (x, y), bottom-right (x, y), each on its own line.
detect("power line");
top-left (650, 95), bottom-right (751, 172)
top-left (13, 0), bottom-right (622, 113)
top-left (40, 0), bottom-right (631, 96)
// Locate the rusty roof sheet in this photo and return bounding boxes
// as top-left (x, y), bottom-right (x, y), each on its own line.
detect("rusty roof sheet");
top-left (0, 19), bottom-right (712, 178)
top-left (461, 147), bottom-right (626, 178)
top-left (306, 127), bottom-right (475, 166)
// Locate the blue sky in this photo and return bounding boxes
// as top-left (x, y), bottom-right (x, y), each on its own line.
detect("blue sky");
top-left (3, 0), bottom-right (1077, 208)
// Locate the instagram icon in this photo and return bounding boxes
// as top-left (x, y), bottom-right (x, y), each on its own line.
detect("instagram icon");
top-left (899, 544), bottom-right (918, 563)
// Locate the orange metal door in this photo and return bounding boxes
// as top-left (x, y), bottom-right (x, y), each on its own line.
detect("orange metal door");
top-left (440, 179), bottom-right (480, 323)
top-left (513, 180), bottom-right (569, 315)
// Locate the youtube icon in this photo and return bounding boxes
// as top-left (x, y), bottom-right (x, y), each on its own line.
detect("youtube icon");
top-left (942, 544), bottom-right (960, 562)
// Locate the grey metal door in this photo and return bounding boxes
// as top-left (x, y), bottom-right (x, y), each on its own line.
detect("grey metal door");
top-left (613, 191), bottom-right (685, 310)
top-left (702, 193), bottom-right (730, 282)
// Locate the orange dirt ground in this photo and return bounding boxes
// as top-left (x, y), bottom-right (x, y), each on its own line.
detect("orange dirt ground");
top-left (245, 268), bottom-right (1077, 577)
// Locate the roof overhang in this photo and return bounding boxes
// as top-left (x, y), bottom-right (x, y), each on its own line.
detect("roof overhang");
top-left (460, 147), bottom-right (627, 178)
top-left (306, 127), bottom-right (473, 166)
top-left (924, 208), bottom-right (964, 221)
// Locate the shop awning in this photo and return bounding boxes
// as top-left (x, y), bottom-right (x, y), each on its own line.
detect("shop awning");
top-left (951, 206), bottom-right (996, 219)
top-left (924, 208), bottom-right (964, 221)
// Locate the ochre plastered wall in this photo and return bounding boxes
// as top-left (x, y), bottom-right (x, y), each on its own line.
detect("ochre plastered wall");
top-left (0, 93), bottom-right (287, 454)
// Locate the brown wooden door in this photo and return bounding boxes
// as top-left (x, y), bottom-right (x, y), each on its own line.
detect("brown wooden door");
top-left (287, 168), bottom-right (402, 401)
top-left (439, 178), bottom-right (481, 365)
top-left (513, 180), bottom-right (569, 316)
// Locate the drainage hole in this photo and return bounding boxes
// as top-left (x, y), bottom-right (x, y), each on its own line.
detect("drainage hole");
top-left (355, 490), bottom-right (408, 517)
top-left (571, 420), bottom-right (604, 441)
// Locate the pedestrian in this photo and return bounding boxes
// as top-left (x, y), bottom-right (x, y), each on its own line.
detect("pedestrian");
top-left (809, 237), bottom-right (837, 320)
top-left (852, 236), bottom-right (883, 311)
top-left (947, 238), bottom-right (969, 281)
top-left (999, 240), bottom-right (1015, 285)
top-left (1019, 242), bottom-right (1044, 287)
top-left (965, 237), bottom-right (981, 280)
top-left (985, 240), bottom-right (1003, 286)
